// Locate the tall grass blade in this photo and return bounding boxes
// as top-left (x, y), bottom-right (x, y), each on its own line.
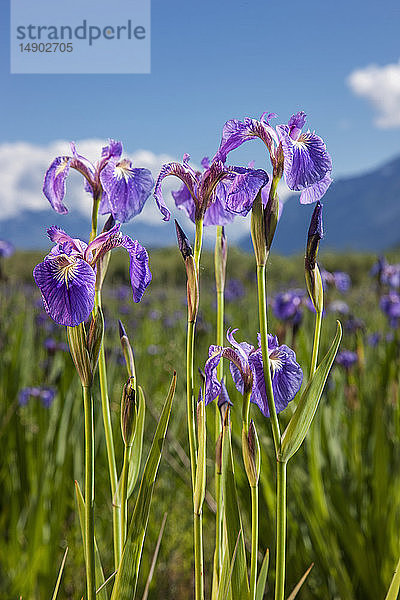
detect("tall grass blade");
top-left (142, 512), bottom-right (168, 600)
top-left (255, 548), bottom-right (269, 600)
top-left (217, 532), bottom-right (240, 600)
top-left (286, 562), bottom-right (314, 600)
top-left (384, 555), bottom-right (400, 600)
top-left (50, 547), bottom-right (68, 600)
top-left (280, 321), bottom-right (342, 462)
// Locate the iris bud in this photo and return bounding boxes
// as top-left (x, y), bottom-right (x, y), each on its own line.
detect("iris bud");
top-left (175, 220), bottom-right (199, 322)
top-left (242, 420), bottom-right (260, 487)
top-left (215, 226), bottom-right (227, 293)
top-left (121, 377), bottom-right (137, 447)
top-left (251, 190), bottom-right (266, 266)
top-left (305, 202), bottom-right (324, 313)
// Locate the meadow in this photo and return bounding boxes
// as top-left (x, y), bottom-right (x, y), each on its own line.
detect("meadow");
top-left (1, 243), bottom-right (399, 600)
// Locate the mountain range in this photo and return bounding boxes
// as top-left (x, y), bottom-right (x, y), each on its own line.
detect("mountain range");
top-left (1, 154), bottom-right (399, 253)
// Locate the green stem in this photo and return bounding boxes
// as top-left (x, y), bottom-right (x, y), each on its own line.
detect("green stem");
top-left (83, 385), bottom-right (96, 600)
top-left (95, 290), bottom-right (121, 568)
top-left (120, 444), bottom-right (132, 552)
top-left (310, 309), bottom-right (323, 378)
top-left (89, 193), bottom-right (101, 242)
top-left (256, 264), bottom-right (281, 452)
top-left (194, 512), bottom-right (204, 600)
top-left (194, 219), bottom-right (204, 272)
top-left (275, 460), bottom-right (287, 600)
top-left (186, 319), bottom-right (197, 489)
top-left (250, 485), bottom-right (259, 600)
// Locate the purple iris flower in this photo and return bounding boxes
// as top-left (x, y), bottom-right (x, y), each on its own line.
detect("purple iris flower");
top-left (154, 153), bottom-right (268, 223)
top-left (273, 289), bottom-right (304, 323)
top-left (333, 271), bottom-right (351, 293)
top-left (380, 292), bottom-right (400, 328)
top-left (43, 140), bottom-right (155, 223)
top-left (204, 329), bottom-right (303, 417)
top-left (328, 300), bottom-right (350, 315)
top-left (336, 350), bottom-right (358, 370)
top-left (0, 240), bottom-right (14, 257)
top-left (18, 386), bottom-right (56, 408)
top-left (381, 264), bottom-right (400, 288)
top-left (33, 224), bottom-right (151, 327)
top-left (367, 332), bottom-right (381, 347)
top-left (216, 111), bottom-right (332, 204)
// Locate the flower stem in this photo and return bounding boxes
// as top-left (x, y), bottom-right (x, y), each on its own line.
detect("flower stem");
top-left (120, 444), bottom-right (132, 552)
top-left (83, 385), bottom-right (96, 600)
top-left (194, 511), bottom-right (204, 600)
top-left (186, 319), bottom-right (197, 489)
top-left (250, 485), bottom-right (259, 600)
top-left (95, 290), bottom-right (121, 568)
top-left (275, 460), bottom-right (287, 600)
top-left (194, 219), bottom-right (204, 272)
top-left (89, 193), bottom-right (101, 242)
top-left (310, 309), bottom-right (323, 378)
top-left (256, 264), bottom-right (280, 452)
top-left (214, 225), bottom-right (225, 585)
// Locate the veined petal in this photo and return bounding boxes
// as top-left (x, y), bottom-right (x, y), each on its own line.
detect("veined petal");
top-left (280, 128), bottom-right (332, 193)
top-left (154, 161), bottom-right (198, 222)
top-left (33, 255), bottom-right (95, 327)
top-left (84, 224), bottom-right (122, 263)
top-left (247, 350), bottom-right (269, 416)
top-left (216, 117), bottom-right (278, 162)
top-left (197, 160), bottom-right (228, 211)
top-left (225, 167), bottom-right (269, 216)
top-left (204, 346), bottom-right (224, 405)
top-left (100, 159), bottom-right (154, 223)
top-left (203, 190), bottom-right (235, 226)
top-left (101, 139), bottom-right (123, 160)
top-left (299, 173), bottom-right (332, 204)
top-left (268, 344), bottom-right (303, 411)
top-left (172, 183), bottom-right (196, 223)
top-left (288, 111), bottom-right (307, 141)
top-left (121, 236), bottom-right (152, 303)
top-left (43, 156), bottom-right (72, 214)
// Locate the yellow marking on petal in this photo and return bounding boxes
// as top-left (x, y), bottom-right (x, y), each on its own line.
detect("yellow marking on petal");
top-left (54, 158), bottom-right (70, 178)
top-left (52, 255), bottom-right (78, 289)
top-left (114, 164), bottom-right (134, 182)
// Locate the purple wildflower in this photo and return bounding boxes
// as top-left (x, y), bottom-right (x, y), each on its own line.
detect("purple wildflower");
top-left (216, 111), bottom-right (332, 204)
top-left (336, 350), bottom-right (358, 370)
top-left (328, 300), bottom-right (350, 315)
top-left (380, 292), bottom-right (400, 328)
top-left (43, 140), bottom-right (155, 223)
top-left (204, 329), bottom-right (303, 417)
top-left (33, 224), bottom-right (151, 327)
top-left (154, 153), bottom-right (268, 223)
top-left (18, 386), bottom-right (56, 408)
top-left (0, 240), bottom-right (14, 257)
top-left (345, 316), bottom-right (365, 334)
top-left (381, 264), bottom-right (400, 288)
top-left (273, 289), bottom-right (304, 323)
top-left (333, 271), bottom-right (351, 293)
top-left (367, 333), bottom-right (381, 347)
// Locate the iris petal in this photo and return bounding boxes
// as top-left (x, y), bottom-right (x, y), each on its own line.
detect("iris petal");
top-left (100, 160), bottom-right (154, 223)
top-left (225, 167), bottom-right (269, 216)
top-left (216, 117), bottom-right (278, 163)
top-left (299, 173), bottom-right (332, 204)
top-left (154, 162), bottom-right (198, 222)
top-left (121, 236), bottom-right (152, 303)
top-left (204, 346), bottom-right (224, 405)
top-left (33, 255), bottom-right (95, 327)
top-left (43, 156), bottom-right (72, 214)
top-left (172, 184), bottom-right (196, 222)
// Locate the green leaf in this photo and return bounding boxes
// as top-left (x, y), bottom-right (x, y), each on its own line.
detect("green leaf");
top-left (217, 532), bottom-right (240, 600)
top-left (74, 481), bottom-right (108, 600)
top-left (286, 562), bottom-right (314, 600)
top-left (127, 386), bottom-right (146, 499)
top-left (385, 555), bottom-right (400, 600)
top-left (280, 321), bottom-right (342, 463)
top-left (221, 414), bottom-right (250, 600)
top-left (50, 547), bottom-right (68, 600)
top-left (255, 548), bottom-right (269, 600)
top-left (141, 512), bottom-right (168, 600)
top-left (111, 372), bottom-right (176, 600)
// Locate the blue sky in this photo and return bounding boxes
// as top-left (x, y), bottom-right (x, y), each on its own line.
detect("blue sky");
top-left (1, 0), bottom-right (399, 178)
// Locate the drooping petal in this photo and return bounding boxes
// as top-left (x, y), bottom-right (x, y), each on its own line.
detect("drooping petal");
top-left (247, 350), bottom-right (270, 416)
top-left (172, 183), bottom-right (196, 222)
top-left (121, 236), bottom-right (152, 302)
top-left (43, 156), bottom-right (72, 214)
top-left (154, 161), bottom-right (198, 222)
top-left (203, 189), bottom-right (235, 226)
top-left (204, 346), bottom-right (224, 404)
top-left (100, 159), bottom-right (154, 223)
top-left (225, 167), bottom-right (269, 216)
top-left (216, 117), bottom-right (278, 163)
top-left (299, 173), bottom-right (332, 204)
top-left (279, 128), bottom-right (332, 194)
top-left (33, 254), bottom-right (95, 327)
top-left (269, 344), bottom-right (303, 412)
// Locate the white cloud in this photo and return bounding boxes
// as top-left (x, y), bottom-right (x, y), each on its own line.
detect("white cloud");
top-left (0, 139), bottom-right (295, 244)
top-left (347, 59), bottom-right (400, 128)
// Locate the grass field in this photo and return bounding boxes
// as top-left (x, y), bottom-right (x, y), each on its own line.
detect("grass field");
top-left (1, 244), bottom-right (399, 599)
